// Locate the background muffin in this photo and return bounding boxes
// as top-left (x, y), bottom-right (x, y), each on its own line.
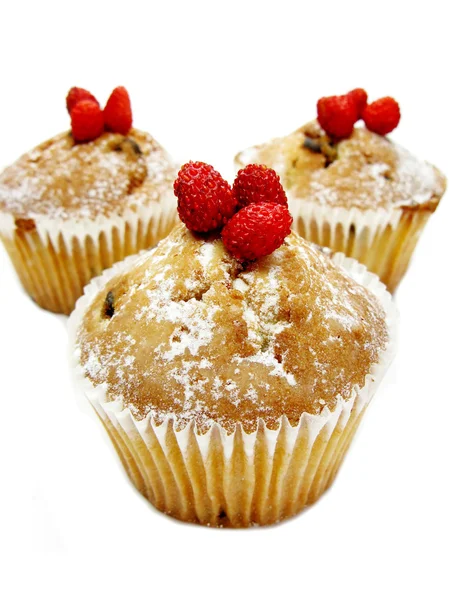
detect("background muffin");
top-left (69, 223), bottom-right (397, 527)
top-left (235, 92), bottom-right (446, 292)
top-left (0, 87), bottom-right (178, 314)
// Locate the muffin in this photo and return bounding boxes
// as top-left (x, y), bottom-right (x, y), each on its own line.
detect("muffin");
top-left (235, 97), bottom-right (446, 293)
top-left (0, 87), bottom-right (178, 314)
top-left (69, 221), bottom-right (397, 527)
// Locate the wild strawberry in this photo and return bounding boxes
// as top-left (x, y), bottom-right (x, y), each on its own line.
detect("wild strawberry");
top-left (70, 100), bottom-right (104, 143)
top-left (233, 164), bottom-right (287, 208)
top-left (174, 162), bottom-right (237, 232)
top-left (347, 88), bottom-right (368, 118)
top-left (221, 202), bottom-right (292, 261)
top-left (317, 94), bottom-right (358, 138)
top-left (103, 86), bottom-right (133, 135)
top-left (66, 87), bottom-right (99, 114)
top-left (362, 97), bottom-right (401, 135)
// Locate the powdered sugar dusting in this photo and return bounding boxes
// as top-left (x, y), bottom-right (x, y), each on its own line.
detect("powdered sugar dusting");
top-left (77, 225), bottom-right (389, 433)
top-left (237, 264), bottom-right (295, 386)
top-left (197, 242), bottom-right (215, 270)
top-left (0, 129), bottom-right (177, 220)
top-left (235, 350), bottom-right (296, 387)
top-left (236, 124), bottom-right (446, 211)
top-left (393, 144), bottom-right (442, 204)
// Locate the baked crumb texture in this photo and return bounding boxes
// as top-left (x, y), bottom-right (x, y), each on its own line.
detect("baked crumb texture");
top-left (0, 129), bottom-right (178, 314)
top-left (71, 225), bottom-right (397, 526)
top-left (235, 122), bottom-right (446, 292)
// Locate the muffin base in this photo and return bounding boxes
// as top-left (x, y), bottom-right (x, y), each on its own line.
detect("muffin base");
top-left (69, 252), bottom-right (397, 527)
top-left (289, 199), bottom-right (433, 293)
top-left (0, 197), bottom-right (177, 315)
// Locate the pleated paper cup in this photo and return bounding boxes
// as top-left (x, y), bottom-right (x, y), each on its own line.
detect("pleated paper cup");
top-left (288, 197), bottom-right (433, 294)
top-left (0, 194), bottom-right (177, 315)
top-left (69, 251), bottom-right (397, 527)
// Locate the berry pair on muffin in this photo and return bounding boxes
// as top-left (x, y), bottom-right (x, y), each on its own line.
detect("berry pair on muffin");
top-left (0, 87), bottom-right (178, 314)
top-left (235, 88), bottom-right (446, 292)
top-left (317, 87), bottom-right (400, 138)
top-left (67, 86), bottom-right (132, 142)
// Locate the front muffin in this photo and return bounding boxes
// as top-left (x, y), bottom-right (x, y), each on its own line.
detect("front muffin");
top-left (70, 219), bottom-right (396, 526)
top-left (0, 87), bottom-right (178, 314)
top-left (235, 91), bottom-right (446, 292)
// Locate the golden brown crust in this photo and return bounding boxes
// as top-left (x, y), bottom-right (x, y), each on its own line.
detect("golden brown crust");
top-left (235, 121), bottom-right (446, 212)
top-left (0, 129), bottom-right (177, 220)
top-left (76, 224), bottom-right (388, 433)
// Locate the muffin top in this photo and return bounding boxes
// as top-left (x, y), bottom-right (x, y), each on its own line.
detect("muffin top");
top-left (235, 121), bottom-right (446, 212)
top-left (0, 129), bottom-right (177, 221)
top-left (75, 224), bottom-right (389, 434)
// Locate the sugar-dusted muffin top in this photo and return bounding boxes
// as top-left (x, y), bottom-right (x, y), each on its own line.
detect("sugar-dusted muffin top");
top-left (0, 129), bottom-right (177, 221)
top-left (235, 121), bottom-right (446, 211)
top-left (75, 224), bottom-right (388, 434)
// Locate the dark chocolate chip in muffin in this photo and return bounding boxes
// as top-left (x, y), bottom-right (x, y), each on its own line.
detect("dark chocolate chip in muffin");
top-left (303, 136), bottom-right (338, 166)
top-left (303, 137), bottom-right (322, 153)
top-left (111, 137), bottom-right (143, 158)
top-left (103, 291), bottom-right (115, 318)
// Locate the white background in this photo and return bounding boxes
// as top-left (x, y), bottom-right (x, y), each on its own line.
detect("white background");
top-left (0, 1), bottom-right (449, 598)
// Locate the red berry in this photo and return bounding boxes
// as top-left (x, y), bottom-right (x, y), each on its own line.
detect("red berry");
top-left (174, 162), bottom-right (237, 233)
top-left (222, 202), bottom-right (293, 261)
top-left (347, 88), bottom-right (368, 118)
top-left (70, 100), bottom-right (104, 143)
top-left (233, 164), bottom-right (287, 208)
top-left (362, 97), bottom-right (401, 135)
top-left (317, 94), bottom-right (358, 138)
top-left (66, 87), bottom-right (99, 114)
top-left (103, 86), bottom-right (132, 135)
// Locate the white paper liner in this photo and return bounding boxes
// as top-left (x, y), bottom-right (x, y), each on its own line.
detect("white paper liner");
top-left (68, 249), bottom-right (398, 527)
top-left (286, 195), bottom-right (431, 293)
top-left (0, 191), bottom-right (177, 314)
